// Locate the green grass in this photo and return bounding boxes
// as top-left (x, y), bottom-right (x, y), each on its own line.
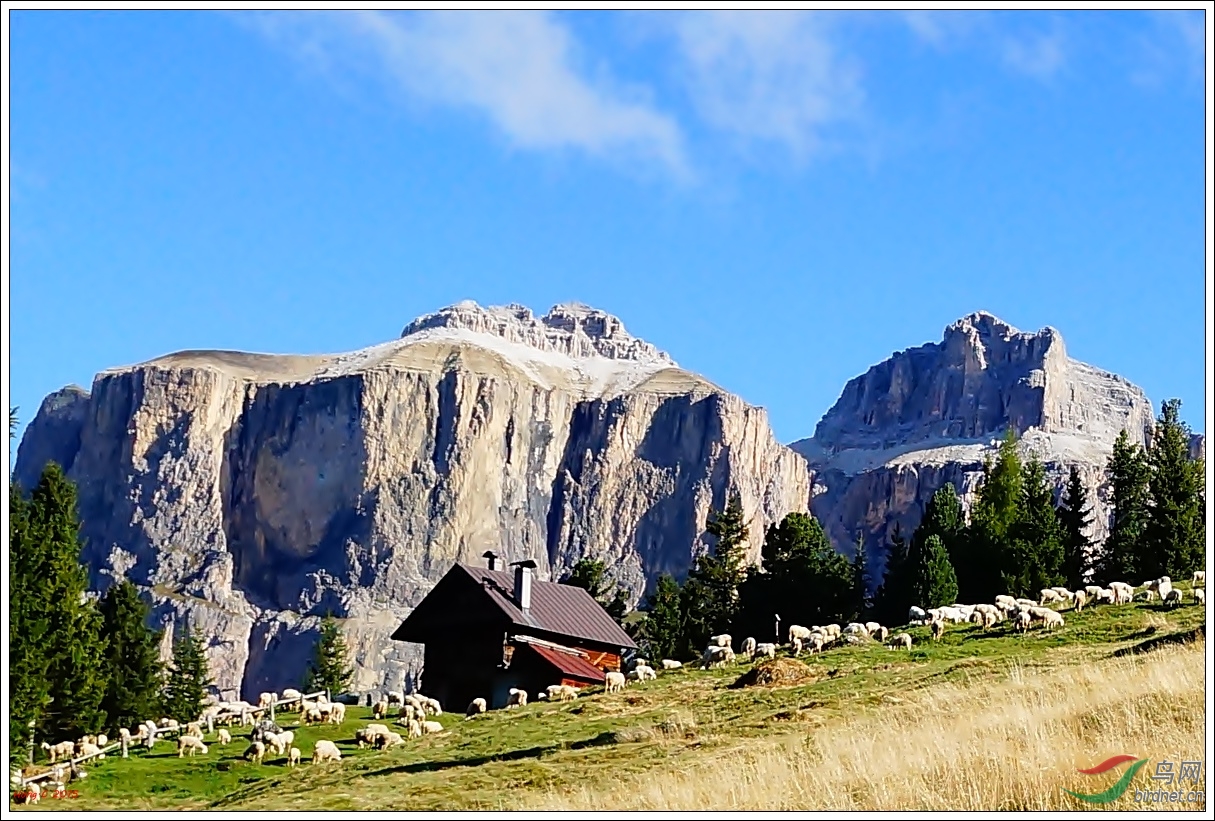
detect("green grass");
top-left (11, 589), bottom-right (1207, 811)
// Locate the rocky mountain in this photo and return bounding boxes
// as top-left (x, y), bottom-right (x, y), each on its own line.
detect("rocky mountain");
top-left (15, 301), bottom-right (809, 699)
top-left (792, 311), bottom-right (1177, 584)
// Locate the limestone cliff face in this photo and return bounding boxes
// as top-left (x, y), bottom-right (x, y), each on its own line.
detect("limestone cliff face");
top-left (792, 311), bottom-right (1159, 583)
top-left (15, 301), bottom-right (808, 699)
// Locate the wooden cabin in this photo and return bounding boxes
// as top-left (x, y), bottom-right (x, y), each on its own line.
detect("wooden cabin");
top-left (392, 552), bottom-right (638, 711)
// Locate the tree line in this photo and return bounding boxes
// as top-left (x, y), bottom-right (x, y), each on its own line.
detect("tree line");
top-left (8, 409), bottom-right (352, 769)
top-left (627, 399), bottom-right (1204, 661)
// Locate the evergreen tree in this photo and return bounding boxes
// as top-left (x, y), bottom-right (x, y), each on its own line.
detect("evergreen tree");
top-left (26, 463), bottom-right (109, 739)
top-left (1099, 429), bottom-right (1151, 583)
top-left (560, 558), bottom-right (630, 624)
top-left (1005, 457), bottom-right (1066, 596)
top-left (162, 627), bottom-right (212, 723)
top-left (305, 615), bottom-right (354, 696)
top-left (8, 405), bottom-right (17, 441)
top-left (909, 534), bottom-right (959, 609)
top-left (681, 492), bottom-right (749, 650)
top-left (9, 478), bottom-right (51, 767)
top-left (1141, 399), bottom-right (1205, 580)
top-left (1057, 465), bottom-right (1094, 589)
top-left (99, 580), bottom-right (165, 731)
top-left (733, 511), bottom-right (858, 641)
top-left (961, 429), bottom-right (1023, 601)
top-left (871, 523), bottom-right (910, 625)
top-left (850, 535), bottom-right (871, 620)
top-left (635, 574), bottom-right (685, 661)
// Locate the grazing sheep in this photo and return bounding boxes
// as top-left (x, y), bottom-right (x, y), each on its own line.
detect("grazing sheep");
top-left (787, 624), bottom-right (813, 643)
top-left (184, 722), bottom-right (202, 739)
top-left (661, 659), bottom-right (682, 670)
top-left (708, 634), bottom-right (733, 649)
top-left (158, 718), bottom-right (179, 731)
top-left (277, 730), bottom-right (295, 750)
top-left (790, 636), bottom-right (803, 655)
top-left (96, 734), bottom-right (108, 748)
top-left (1109, 582), bottom-right (1136, 604)
top-left (386, 691), bottom-right (405, 706)
top-left (177, 736), bottom-right (208, 757)
top-left (506, 688), bottom-right (528, 709)
top-left (374, 731), bottom-right (405, 750)
top-left (301, 707), bottom-right (325, 726)
top-left (421, 720), bottom-right (444, 735)
top-left (1073, 590), bottom-right (1087, 612)
top-left (843, 622), bottom-right (869, 637)
top-left (969, 609), bottom-right (996, 631)
top-left (1083, 585), bottom-right (1104, 600)
top-left (889, 632), bottom-right (913, 650)
top-left (864, 621), bottom-right (882, 635)
top-left (1040, 610), bottom-right (1065, 631)
top-left (244, 741), bottom-right (266, 764)
top-left (994, 595), bottom-right (1017, 609)
top-left (1095, 588), bottom-right (1115, 605)
top-left (1015, 598), bottom-right (1037, 609)
top-left (261, 732), bottom-right (287, 756)
top-left (327, 703), bottom-right (347, 724)
top-left (404, 719), bottom-right (423, 739)
top-left (629, 664), bottom-right (657, 682)
top-left (807, 632), bottom-right (826, 654)
top-left (76, 741), bottom-right (104, 760)
top-left (216, 728), bottom-right (232, 746)
top-left (908, 605), bottom-right (928, 625)
top-left (1193, 571), bottom-right (1206, 587)
top-left (1194, 588), bottom-right (1205, 605)
top-left (700, 645), bottom-right (735, 669)
top-left (754, 642), bottom-right (778, 659)
top-left (930, 619), bottom-right (945, 640)
top-left (373, 701), bottom-right (390, 720)
top-left (41, 740), bottom-right (75, 763)
top-left (1164, 588), bottom-right (1183, 608)
top-left (258, 692), bottom-right (275, 709)
top-left (741, 637), bottom-right (758, 659)
top-left (280, 688), bottom-right (302, 704)
top-left (605, 672), bottom-right (627, 694)
top-left (288, 746), bottom-right (301, 767)
top-left (938, 607), bottom-right (968, 624)
top-left (466, 698), bottom-right (487, 718)
top-left (13, 781), bottom-right (40, 805)
top-left (553, 684), bottom-right (579, 702)
top-left (822, 624), bottom-right (842, 639)
top-left (1013, 610), bottom-right (1033, 632)
top-left (422, 698), bottom-right (442, 716)
top-left (312, 739), bottom-right (342, 764)
top-left (871, 625), bottom-right (890, 643)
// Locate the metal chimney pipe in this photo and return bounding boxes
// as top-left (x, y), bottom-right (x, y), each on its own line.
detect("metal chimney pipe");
top-left (483, 550), bottom-right (500, 571)
top-left (512, 559), bottom-right (537, 611)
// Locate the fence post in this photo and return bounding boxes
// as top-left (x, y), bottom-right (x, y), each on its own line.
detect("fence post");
top-left (206, 714), bottom-right (214, 735)
top-left (121, 735), bottom-right (129, 759)
top-left (27, 720), bottom-right (36, 765)
top-left (269, 700), bottom-right (275, 722)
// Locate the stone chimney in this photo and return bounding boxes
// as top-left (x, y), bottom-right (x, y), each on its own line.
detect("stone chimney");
top-left (483, 550), bottom-right (500, 571)
top-left (511, 559), bottom-right (537, 611)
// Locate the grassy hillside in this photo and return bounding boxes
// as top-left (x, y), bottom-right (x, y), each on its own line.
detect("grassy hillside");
top-left (11, 591), bottom-right (1208, 812)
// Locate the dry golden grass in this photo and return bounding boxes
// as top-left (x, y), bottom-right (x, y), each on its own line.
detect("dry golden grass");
top-left (530, 638), bottom-right (1207, 812)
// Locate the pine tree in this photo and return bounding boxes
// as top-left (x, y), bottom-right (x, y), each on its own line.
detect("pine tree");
top-left (871, 523), bottom-right (910, 625)
top-left (635, 574), bottom-right (685, 661)
top-left (1099, 429), bottom-right (1151, 583)
top-left (9, 478), bottom-right (51, 767)
top-left (162, 627), bottom-right (212, 723)
top-left (560, 558), bottom-right (630, 624)
top-left (26, 463), bottom-right (109, 739)
top-left (962, 429), bottom-right (1023, 601)
top-left (1141, 399), bottom-right (1205, 580)
top-left (8, 405), bottom-right (18, 440)
top-left (1005, 457), bottom-right (1066, 597)
top-left (1057, 465), bottom-right (1094, 589)
top-left (305, 615), bottom-right (354, 696)
top-left (850, 536), bottom-right (871, 620)
top-left (909, 534), bottom-right (959, 609)
top-left (681, 492), bottom-right (749, 649)
top-left (99, 579), bottom-right (165, 731)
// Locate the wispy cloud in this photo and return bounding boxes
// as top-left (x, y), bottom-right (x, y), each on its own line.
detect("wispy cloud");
top-left (1131, 10), bottom-right (1205, 88)
top-left (1001, 30), bottom-right (1067, 80)
top-left (660, 11), bottom-right (866, 162)
top-left (241, 11), bottom-right (687, 175)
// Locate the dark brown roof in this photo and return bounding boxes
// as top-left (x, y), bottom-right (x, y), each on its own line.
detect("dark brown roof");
top-left (524, 643), bottom-right (608, 683)
top-left (454, 563), bottom-right (637, 650)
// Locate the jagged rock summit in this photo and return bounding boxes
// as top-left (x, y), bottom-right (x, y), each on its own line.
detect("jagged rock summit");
top-left (15, 300), bottom-right (809, 700)
top-left (794, 310), bottom-right (1160, 580)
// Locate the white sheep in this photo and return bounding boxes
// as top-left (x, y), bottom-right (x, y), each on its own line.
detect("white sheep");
top-left (258, 692), bottom-right (275, 709)
top-left (373, 701), bottom-right (390, 720)
top-left (177, 735), bottom-right (208, 757)
top-left (327, 703), bottom-right (347, 724)
top-left (908, 605), bottom-right (928, 625)
top-left (288, 746), bottom-right (301, 767)
top-left (628, 664), bottom-right (657, 682)
top-left (312, 739), bottom-right (342, 764)
top-left (787, 624), bottom-right (813, 643)
top-left (41, 740), bottom-right (75, 763)
top-left (1163, 588), bottom-right (1183, 607)
top-left (843, 622), bottom-right (869, 637)
top-left (700, 645), bottom-right (735, 669)
top-left (277, 730), bottom-right (295, 750)
top-left (741, 637), bottom-right (758, 659)
top-left (754, 643), bottom-right (778, 659)
top-left (262, 732), bottom-right (287, 756)
top-left (280, 687), bottom-right (303, 704)
top-left (969, 609), bottom-right (996, 631)
top-left (466, 697), bottom-right (487, 718)
top-left (605, 672), bottom-right (627, 693)
top-left (96, 733), bottom-right (108, 748)
top-left (864, 621), bottom-right (882, 635)
top-left (377, 731), bottom-right (406, 749)
top-left (708, 634), bottom-right (733, 649)
top-left (1194, 588), bottom-right (1205, 605)
top-left (1095, 588), bottom-right (1115, 605)
top-left (889, 632), bottom-right (913, 650)
top-left (871, 625), bottom-right (890, 643)
top-left (386, 691), bottom-right (405, 706)
top-left (1013, 610), bottom-right (1033, 632)
top-left (1072, 590), bottom-right (1087, 612)
top-left (1193, 571), bottom-right (1206, 587)
top-left (994, 594), bottom-right (1017, 609)
top-left (807, 632), bottom-right (826, 654)
top-left (216, 728), bottom-right (232, 746)
top-left (661, 659), bottom-right (682, 670)
top-left (506, 688), bottom-right (528, 709)
top-left (1083, 585), bottom-right (1104, 600)
top-left (76, 741), bottom-right (103, 760)
top-left (423, 698), bottom-right (442, 716)
top-left (1040, 609), bottom-right (1065, 631)
top-left (790, 636), bottom-right (803, 655)
top-left (1050, 586), bottom-right (1074, 601)
top-left (13, 781), bottom-right (40, 805)
top-left (930, 619), bottom-right (945, 641)
top-left (183, 722), bottom-right (202, 739)
top-left (244, 741), bottom-right (266, 764)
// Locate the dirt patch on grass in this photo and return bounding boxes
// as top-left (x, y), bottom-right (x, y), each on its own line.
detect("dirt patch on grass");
top-left (729, 658), bottom-right (816, 689)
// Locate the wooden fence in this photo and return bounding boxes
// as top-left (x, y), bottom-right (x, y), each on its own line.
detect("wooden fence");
top-left (15, 689), bottom-right (330, 790)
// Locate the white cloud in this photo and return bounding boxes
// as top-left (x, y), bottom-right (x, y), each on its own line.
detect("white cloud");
top-left (240, 11), bottom-right (686, 175)
top-left (1001, 30), bottom-right (1067, 80)
top-left (661, 11), bottom-right (866, 161)
top-left (1132, 10), bottom-right (1205, 87)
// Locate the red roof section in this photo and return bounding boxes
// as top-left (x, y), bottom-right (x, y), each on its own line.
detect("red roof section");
top-left (526, 643), bottom-right (608, 683)
top-left (454, 564), bottom-right (637, 650)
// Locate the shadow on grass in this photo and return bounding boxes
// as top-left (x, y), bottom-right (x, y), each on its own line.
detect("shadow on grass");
top-left (357, 731), bottom-right (620, 780)
top-left (1111, 625), bottom-right (1205, 658)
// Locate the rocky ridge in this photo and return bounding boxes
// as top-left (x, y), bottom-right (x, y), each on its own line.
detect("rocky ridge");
top-left (15, 301), bottom-right (809, 699)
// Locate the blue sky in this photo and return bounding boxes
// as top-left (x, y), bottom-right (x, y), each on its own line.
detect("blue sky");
top-left (6, 9), bottom-right (1209, 457)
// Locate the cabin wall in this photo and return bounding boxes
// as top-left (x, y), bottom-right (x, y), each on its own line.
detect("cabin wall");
top-left (420, 633), bottom-right (505, 711)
